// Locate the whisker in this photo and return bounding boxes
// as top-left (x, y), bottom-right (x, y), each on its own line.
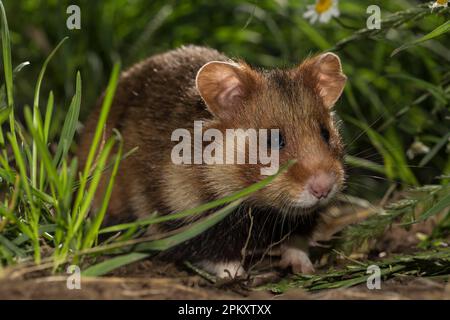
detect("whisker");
top-left (344, 114), bottom-right (385, 148)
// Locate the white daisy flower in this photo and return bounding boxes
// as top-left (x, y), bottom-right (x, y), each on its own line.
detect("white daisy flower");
top-left (429, 0), bottom-right (448, 10)
top-left (303, 0), bottom-right (340, 24)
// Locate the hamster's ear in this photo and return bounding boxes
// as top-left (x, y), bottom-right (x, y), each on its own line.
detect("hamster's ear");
top-left (299, 52), bottom-right (347, 109)
top-left (196, 61), bottom-right (253, 120)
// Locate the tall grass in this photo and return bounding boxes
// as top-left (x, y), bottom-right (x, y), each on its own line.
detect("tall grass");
top-left (0, 0), bottom-right (125, 268)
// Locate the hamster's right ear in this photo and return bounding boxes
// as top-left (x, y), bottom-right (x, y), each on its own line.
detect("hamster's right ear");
top-left (298, 52), bottom-right (347, 109)
top-left (196, 61), bottom-right (253, 120)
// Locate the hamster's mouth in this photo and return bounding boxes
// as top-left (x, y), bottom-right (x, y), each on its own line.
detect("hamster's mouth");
top-left (277, 203), bottom-right (319, 216)
top-left (289, 184), bottom-right (339, 211)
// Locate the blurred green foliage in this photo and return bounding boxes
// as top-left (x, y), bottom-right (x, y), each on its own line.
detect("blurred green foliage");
top-left (2, 0), bottom-right (450, 199)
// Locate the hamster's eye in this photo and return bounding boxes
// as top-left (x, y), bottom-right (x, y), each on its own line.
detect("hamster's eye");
top-left (320, 125), bottom-right (330, 144)
top-left (268, 132), bottom-right (285, 150)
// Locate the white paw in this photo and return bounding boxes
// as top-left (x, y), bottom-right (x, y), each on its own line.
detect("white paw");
top-left (279, 248), bottom-right (315, 274)
top-left (198, 260), bottom-right (245, 278)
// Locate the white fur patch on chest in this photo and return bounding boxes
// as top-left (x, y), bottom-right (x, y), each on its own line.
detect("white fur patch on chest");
top-left (198, 260), bottom-right (245, 278)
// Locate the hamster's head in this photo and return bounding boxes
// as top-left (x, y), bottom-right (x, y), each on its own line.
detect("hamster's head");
top-left (196, 53), bottom-right (347, 214)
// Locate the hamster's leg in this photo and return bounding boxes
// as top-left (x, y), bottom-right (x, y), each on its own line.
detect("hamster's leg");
top-left (197, 260), bottom-right (245, 278)
top-left (279, 235), bottom-right (315, 274)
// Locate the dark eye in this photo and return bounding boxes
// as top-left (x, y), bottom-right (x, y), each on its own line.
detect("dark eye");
top-left (320, 125), bottom-right (330, 144)
top-left (268, 131), bottom-right (285, 150)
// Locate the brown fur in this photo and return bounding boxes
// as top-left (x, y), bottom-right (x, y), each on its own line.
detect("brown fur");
top-left (78, 45), bottom-right (346, 265)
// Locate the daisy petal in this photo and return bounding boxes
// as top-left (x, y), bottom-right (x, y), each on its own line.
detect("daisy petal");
top-left (330, 7), bottom-right (340, 18)
top-left (303, 9), bottom-right (315, 19)
top-left (319, 12), bottom-right (330, 23)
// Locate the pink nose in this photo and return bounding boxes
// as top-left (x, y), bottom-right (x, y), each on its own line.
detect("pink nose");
top-left (307, 173), bottom-right (335, 199)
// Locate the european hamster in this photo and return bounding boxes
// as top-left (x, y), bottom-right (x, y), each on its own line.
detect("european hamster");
top-left (78, 45), bottom-right (347, 277)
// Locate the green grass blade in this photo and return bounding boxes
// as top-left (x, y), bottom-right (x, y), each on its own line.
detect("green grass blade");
top-left (24, 107), bottom-right (62, 194)
top-left (419, 132), bottom-right (450, 167)
top-left (0, 0), bottom-right (13, 109)
top-left (56, 136), bottom-right (118, 264)
top-left (72, 62), bottom-right (121, 220)
top-left (82, 132), bottom-right (123, 249)
top-left (73, 137), bottom-right (116, 234)
top-left (7, 131), bottom-right (41, 263)
top-left (134, 198), bottom-right (243, 252)
top-left (0, 104), bottom-right (10, 124)
top-left (100, 159), bottom-right (296, 234)
top-left (31, 37), bottom-right (68, 188)
top-left (43, 91), bottom-right (54, 144)
top-left (0, 0), bottom-right (18, 158)
top-left (388, 74), bottom-right (447, 106)
top-left (81, 62), bottom-right (121, 174)
top-left (295, 18), bottom-right (331, 50)
top-left (391, 21), bottom-right (450, 57)
top-left (12, 224), bottom-right (57, 245)
top-left (0, 234), bottom-right (27, 258)
top-left (82, 199), bottom-right (243, 276)
top-left (40, 91), bottom-right (54, 190)
top-left (417, 192), bottom-right (450, 223)
top-left (82, 252), bottom-right (149, 277)
top-left (344, 116), bottom-right (417, 185)
top-left (33, 37), bottom-right (68, 111)
top-left (53, 72), bottom-right (81, 167)
top-left (344, 155), bottom-right (386, 175)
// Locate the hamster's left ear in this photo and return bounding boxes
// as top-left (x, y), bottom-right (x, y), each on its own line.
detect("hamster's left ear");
top-left (299, 52), bottom-right (347, 109)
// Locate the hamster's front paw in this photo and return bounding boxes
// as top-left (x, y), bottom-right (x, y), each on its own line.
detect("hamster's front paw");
top-left (198, 260), bottom-right (245, 278)
top-left (279, 247), bottom-right (315, 274)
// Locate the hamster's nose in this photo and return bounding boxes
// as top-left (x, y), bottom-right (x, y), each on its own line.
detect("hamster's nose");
top-left (307, 173), bottom-right (335, 199)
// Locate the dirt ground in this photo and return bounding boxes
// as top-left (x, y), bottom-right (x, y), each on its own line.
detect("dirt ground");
top-left (1, 203), bottom-right (448, 300)
top-left (0, 258), bottom-right (449, 299)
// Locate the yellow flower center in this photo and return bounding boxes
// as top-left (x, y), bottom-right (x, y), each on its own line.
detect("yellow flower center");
top-left (436, 0), bottom-right (447, 4)
top-left (315, 0), bottom-right (333, 13)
